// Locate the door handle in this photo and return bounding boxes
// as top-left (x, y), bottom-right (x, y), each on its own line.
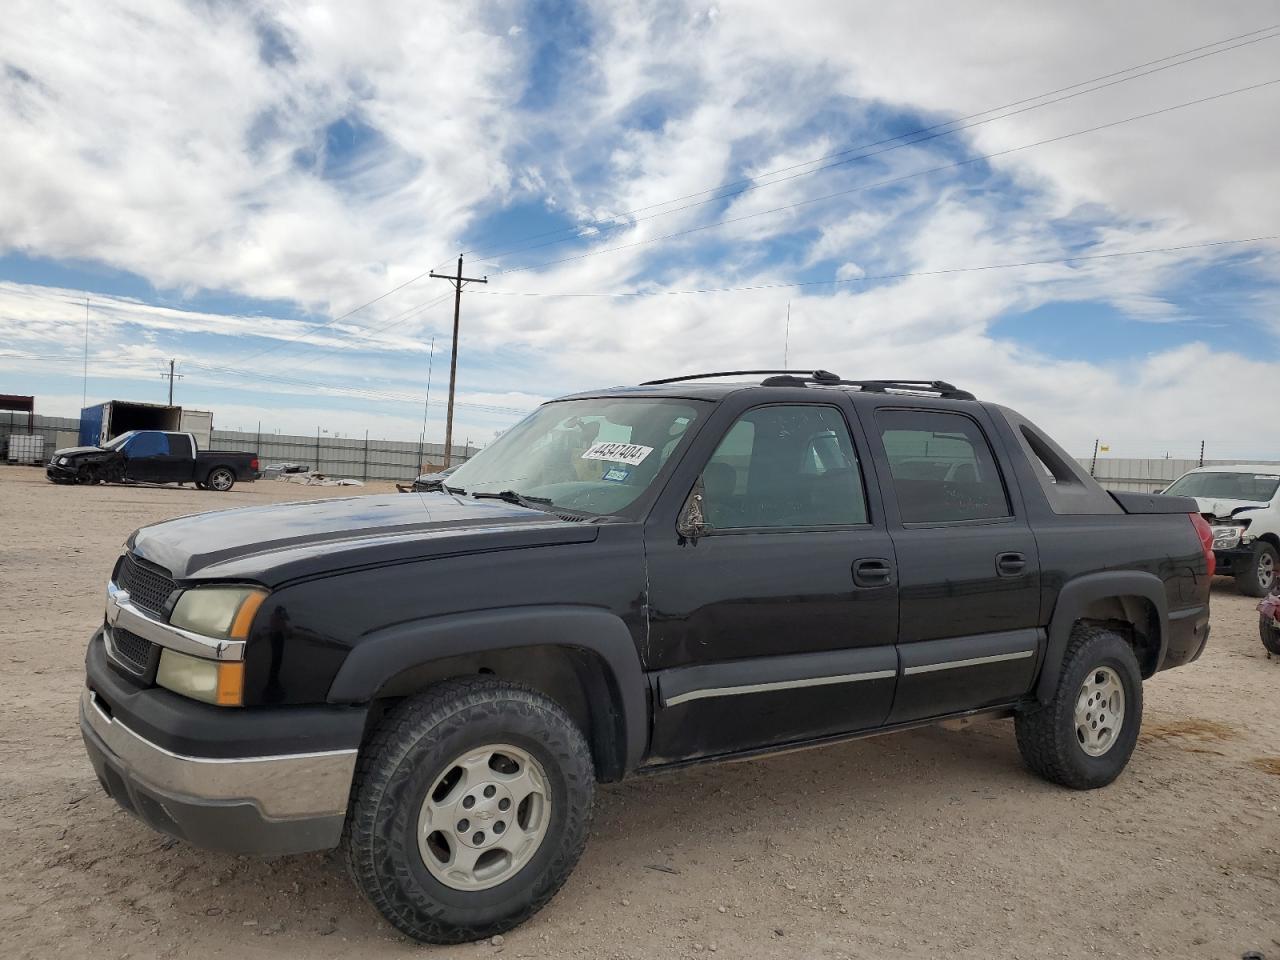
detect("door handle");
top-left (996, 551), bottom-right (1028, 577)
top-left (853, 558), bottom-right (893, 587)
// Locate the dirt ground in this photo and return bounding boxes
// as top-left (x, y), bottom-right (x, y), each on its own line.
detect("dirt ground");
top-left (1, 462), bottom-right (1278, 960)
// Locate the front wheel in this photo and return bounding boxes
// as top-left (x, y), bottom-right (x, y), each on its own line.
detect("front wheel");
top-left (1015, 625), bottom-right (1143, 789)
top-left (1262, 618), bottom-right (1280, 657)
top-left (1236, 542), bottom-right (1278, 598)
top-left (341, 678), bottom-right (595, 944)
top-left (205, 467), bottom-right (235, 492)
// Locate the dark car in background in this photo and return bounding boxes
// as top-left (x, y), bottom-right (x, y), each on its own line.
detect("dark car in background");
top-left (48, 429), bottom-right (259, 491)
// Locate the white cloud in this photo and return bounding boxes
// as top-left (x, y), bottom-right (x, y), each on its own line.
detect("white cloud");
top-left (1, 0), bottom-right (1278, 459)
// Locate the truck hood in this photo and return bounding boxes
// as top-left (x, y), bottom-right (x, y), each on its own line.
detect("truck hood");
top-left (53, 445), bottom-right (107, 458)
top-left (129, 492), bottom-right (599, 584)
top-left (1194, 496), bottom-right (1269, 520)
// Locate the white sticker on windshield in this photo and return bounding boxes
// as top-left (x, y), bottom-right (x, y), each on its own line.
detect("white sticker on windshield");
top-left (1255, 475), bottom-right (1279, 480)
top-left (581, 441), bottom-right (653, 466)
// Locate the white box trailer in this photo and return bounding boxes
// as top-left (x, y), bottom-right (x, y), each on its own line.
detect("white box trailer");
top-left (79, 401), bottom-right (214, 448)
top-left (179, 409), bottom-right (213, 449)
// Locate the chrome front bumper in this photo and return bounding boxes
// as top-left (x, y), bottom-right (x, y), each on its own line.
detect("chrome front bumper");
top-left (79, 686), bottom-right (357, 854)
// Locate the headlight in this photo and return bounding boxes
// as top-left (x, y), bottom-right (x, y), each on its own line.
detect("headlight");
top-left (1210, 525), bottom-right (1243, 549)
top-left (58, 456), bottom-right (69, 465)
top-left (157, 648), bottom-right (245, 706)
top-left (170, 586), bottom-right (267, 639)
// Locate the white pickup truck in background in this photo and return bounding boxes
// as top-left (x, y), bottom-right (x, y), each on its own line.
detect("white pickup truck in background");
top-left (1162, 464), bottom-right (1280, 596)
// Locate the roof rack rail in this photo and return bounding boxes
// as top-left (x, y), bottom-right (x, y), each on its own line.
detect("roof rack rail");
top-left (640, 369), bottom-right (840, 386)
top-left (640, 370), bottom-right (975, 400)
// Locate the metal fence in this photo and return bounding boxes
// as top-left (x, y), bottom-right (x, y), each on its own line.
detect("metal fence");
top-left (1, 412), bottom-right (474, 481)
top-left (1076, 457), bottom-right (1280, 493)
top-left (5, 409), bottom-right (1277, 489)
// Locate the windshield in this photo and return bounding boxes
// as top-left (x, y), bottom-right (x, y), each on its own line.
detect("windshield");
top-left (1165, 471), bottom-right (1280, 502)
top-left (446, 398), bottom-right (706, 516)
top-left (102, 431), bottom-right (137, 450)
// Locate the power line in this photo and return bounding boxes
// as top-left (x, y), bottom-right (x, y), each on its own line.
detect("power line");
top-left (193, 23), bottom-right (1279, 370)
top-left (229, 255), bottom-right (457, 365)
top-left (286, 291), bottom-right (454, 372)
top-left (489, 78), bottom-right (1280, 278)
top-left (462, 23), bottom-right (1280, 263)
top-left (465, 235), bottom-right (1279, 298)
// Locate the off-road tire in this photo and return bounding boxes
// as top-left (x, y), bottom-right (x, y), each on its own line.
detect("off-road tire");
top-left (1235, 542), bottom-right (1279, 598)
top-left (1015, 625), bottom-right (1143, 789)
top-left (341, 678), bottom-right (595, 944)
top-left (1261, 619), bottom-right (1280, 657)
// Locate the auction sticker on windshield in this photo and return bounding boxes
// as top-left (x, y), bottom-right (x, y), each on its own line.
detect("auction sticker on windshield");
top-left (581, 441), bottom-right (653, 466)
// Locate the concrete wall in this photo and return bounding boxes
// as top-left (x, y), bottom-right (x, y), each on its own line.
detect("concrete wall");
top-left (0, 412), bottom-right (473, 480)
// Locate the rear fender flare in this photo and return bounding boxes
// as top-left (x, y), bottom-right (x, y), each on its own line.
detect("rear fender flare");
top-left (1036, 571), bottom-right (1168, 703)
top-left (326, 605), bottom-right (648, 774)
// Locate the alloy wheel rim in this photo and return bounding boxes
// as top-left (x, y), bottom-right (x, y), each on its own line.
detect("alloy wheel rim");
top-left (210, 470), bottom-right (232, 490)
top-left (1074, 666), bottom-right (1125, 757)
top-left (416, 743), bottom-right (551, 892)
top-left (1259, 551), bottom-right (1276, 589)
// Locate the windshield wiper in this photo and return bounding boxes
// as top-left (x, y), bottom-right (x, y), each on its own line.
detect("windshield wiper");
top-left (472, 490), bottom-right (554, 510)
top-left (441, 483), bottom-right (467, 495)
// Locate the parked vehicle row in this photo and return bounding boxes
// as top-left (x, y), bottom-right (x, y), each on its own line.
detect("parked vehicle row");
top-left (78, 372), bottom-right (1213, 943)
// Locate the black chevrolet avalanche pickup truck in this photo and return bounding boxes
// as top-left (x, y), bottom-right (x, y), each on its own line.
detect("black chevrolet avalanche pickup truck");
top-left (79, 372), bottom-right (1214, 943)
top-left (48, 429), bottom-right (259, 490)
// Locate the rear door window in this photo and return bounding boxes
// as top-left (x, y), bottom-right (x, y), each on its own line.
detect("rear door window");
top-left (876, 410), bottom-right (1011, 523)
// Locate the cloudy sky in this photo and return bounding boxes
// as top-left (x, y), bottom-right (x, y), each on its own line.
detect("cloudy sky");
top-left (2, 0), bottom-right (1278, 458)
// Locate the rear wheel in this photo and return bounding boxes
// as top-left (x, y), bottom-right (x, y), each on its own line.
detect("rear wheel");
top-left (1236, 542), bottom-right (1278, 598)
top-left (1015, 625), bottom-right (1143, 789)
top-left (342, 678), bottom-right (594, 944)
top-left (206, 467), bottom-right (235, 492)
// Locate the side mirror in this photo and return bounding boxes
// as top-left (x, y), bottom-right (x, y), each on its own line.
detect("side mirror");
top-left (676, 482), bottom-right (707, 544)
top-left (1152, 487), bottom-right (1164, 495)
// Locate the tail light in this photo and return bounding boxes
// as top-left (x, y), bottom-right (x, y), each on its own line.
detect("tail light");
top-left (1189, 513), bottom-right (1216, 578)
top-left (250, 457), bottom-right (260, 471)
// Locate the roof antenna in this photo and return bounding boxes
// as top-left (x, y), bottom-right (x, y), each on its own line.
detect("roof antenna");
top-left (783, 301), bottom-right (791, 366)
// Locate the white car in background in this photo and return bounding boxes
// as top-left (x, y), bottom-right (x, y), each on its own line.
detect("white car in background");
top-left (1162, 464), bottom-right (1280, 596)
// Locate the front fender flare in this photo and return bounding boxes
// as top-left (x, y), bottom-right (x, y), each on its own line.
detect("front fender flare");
top-left (1036, 571), bottom-right (1168, 703)
top-left (327, 605), bottom-right (648, 773)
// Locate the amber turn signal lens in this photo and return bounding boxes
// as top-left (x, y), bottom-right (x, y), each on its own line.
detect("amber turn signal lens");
top-left (229, 590), bottom-right (268, 640)
top-left (216, 661), bottom-right (245, 707)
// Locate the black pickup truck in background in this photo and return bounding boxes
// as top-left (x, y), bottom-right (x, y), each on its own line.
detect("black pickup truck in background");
top-left (47, 430), bottom-right (259, 491)
top-left (77, 372), bottom-right (1214, 943)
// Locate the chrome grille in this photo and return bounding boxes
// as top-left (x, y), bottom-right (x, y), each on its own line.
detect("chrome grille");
top-left (116, 555), bottom-right (176, 616)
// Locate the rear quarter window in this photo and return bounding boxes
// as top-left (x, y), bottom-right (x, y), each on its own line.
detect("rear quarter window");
top-left (876, 409), bottom-right (1010, 523)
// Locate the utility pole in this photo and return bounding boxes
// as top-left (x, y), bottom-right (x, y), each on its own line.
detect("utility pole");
top-left (160, 359), bottom-right (183, 405)
top-left (81, 298), bottom-right (90, 410)
top-left (429, 256), bottom-right (487, 466)
top-left (783, 301), bottom-right (791, 366)
top-left (419, 335), bottom-right (436, 470)
top-left (1198, 440), bottom-right (1205, 468)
